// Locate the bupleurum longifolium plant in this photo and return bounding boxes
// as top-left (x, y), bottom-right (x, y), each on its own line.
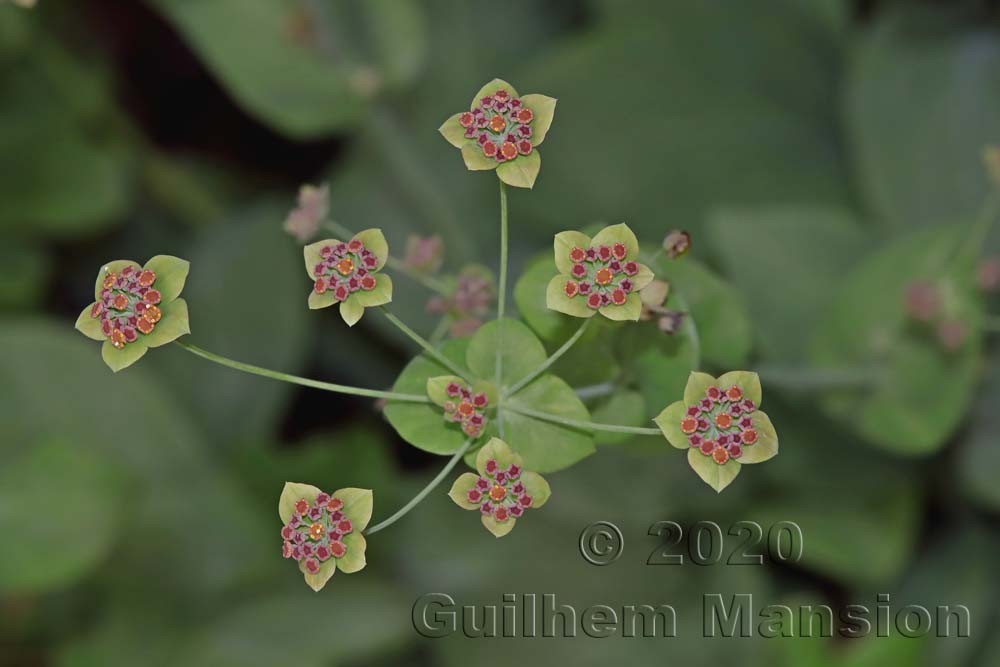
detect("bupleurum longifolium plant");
top-left (76, 78), bottom-right (781, 592)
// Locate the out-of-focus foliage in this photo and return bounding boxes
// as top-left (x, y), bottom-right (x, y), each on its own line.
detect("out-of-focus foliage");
top-left (3, 0), bottom-right (1000, 664)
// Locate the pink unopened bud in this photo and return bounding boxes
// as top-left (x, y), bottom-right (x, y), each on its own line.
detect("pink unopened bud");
top-left (978, 256), bottom-right (1000, 292)
top-left (283, 184), bottom-right (329, 242)
top-left (403, 235), bottom-right (444, 274)
top-left (937, 320), bottom-right (967, 352)
top-left (662, 230), bottom-right (691, 259)
top-left (904, 281), bottom-right (941, 323)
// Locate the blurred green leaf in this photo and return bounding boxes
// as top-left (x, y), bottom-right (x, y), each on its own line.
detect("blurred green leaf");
top-left (0, 319), bottom-right (272, 603)
top-left (151, 0), bottom-right (428, 139)
top-left (590, 390), bottom-right (646, 445)
top-left (0, 438), bottom-right (121, 595)
top-left (957, 353), bottom-right (1000, 511)
top-left (152, 205), bottom-right (309, 445)
top-left (385, 338), bottom-right (471, 455)
top-left (515, 1), bottom-right (850, 244)
top-left (810, 226), bottom-right (982, 454)
top-left (706, 206), bottom-right (868, 362)
top-left (655, 255), bottom-right (752, 368)
top-left (846, 5), bottom-right (1000, 229)
top-left (504, 374), bottom-right (596, 473)
top-left (0, 239), bottom-right (47, 309)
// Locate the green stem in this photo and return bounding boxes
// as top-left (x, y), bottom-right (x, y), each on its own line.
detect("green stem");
top-left (496, 181), bottom-right (509, 437)
top-left (956, 191), bottom-right (1000, 264)
top-left (380, 307), bottom-right (469, 380)
top-left (756, 365), bottom-right (886, 391)
top-left (175, 341), bottom-right (429, 403)
top-left (574, 382), bottom-right (618, 401)
top-left (428, 315), bottom-right (451, 346)
top-left (505, 319), bottom-right (591, 397)
top-left (322, 221), bottom-right (450, 295)
top-left (365, 439), bottom-right (472, 536)
top-left (506, 405), bottom-right (661, 436)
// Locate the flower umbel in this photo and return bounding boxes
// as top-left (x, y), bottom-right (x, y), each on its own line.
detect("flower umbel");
top-left (439, 78), bottom-right (556, 189)
top-left (546, 223), bottom-right (654, 321)
top-left (655, 371), bottom-right (778, 492)
top-left (74, 256), bottom-right (191, 372)
top-left (304, 229), bottom-right (393, 326)
top-left (278, 483), bottom-right (373, 592)
top-left (448, 438), bottom-right (550, 537)
top-left (428, 376), bottom-right (492, 439)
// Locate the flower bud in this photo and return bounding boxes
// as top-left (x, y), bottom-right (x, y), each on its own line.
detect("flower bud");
top-left (662, 230), bottom-right (691, 259)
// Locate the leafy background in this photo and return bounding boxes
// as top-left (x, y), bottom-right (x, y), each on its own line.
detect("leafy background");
top-left (2, 0), bottom-right (999, 665)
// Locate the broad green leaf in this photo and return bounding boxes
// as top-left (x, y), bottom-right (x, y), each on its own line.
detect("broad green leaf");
top-left (142, 255), bottom-right (190, 303)
top-left (336, 532), bottom-right (367, 574)
top-left (334, 487), bottom-right (374, 531)
top-left (653, 401), bottom-right (689, 450)
top-left (150, 0), bottom-right (374, 138)
top-left (496, 150), bottom-right (541, 189)
top-left (466, 318), bottom-right (547, 389)
top-left (546, 274), bottom-right (598, 319)
top-left (517, 3), bottom-right (850, 244)
top-left (687, 447), bottom-right (741, 493)
top-left (74, 303), bottom-right (104, 341)
top-left (448, 472), bottom-right (480, 510)
top-left (384, 339), bottom-right (472, 454)
top-left (301, 558), bottom-right (336, 592)
top-left (307, 289), bottom-right (338, 310)
top-left (592, 390), bottom-right (647, 445)
top-left (141, 298), bottom-right (191, 348)
top-left (519, 471), bottom-right (551, 507)
top-left (153, 206), bottom-right (309, 446)
top-left (277, 482), bottom-right (322, 524)
top-left (101, 338), bottom-right (148, 373)
top-left (515, 256), bottom-right (581, 341)
top-left (553, 230), bottom-right (592, 274)
top-left (739, 410), bottom-right (778, 464)
top-left (618, 314), bottom-right (699, 416)
top-left (520, 93), bottom-right (556, 145)
top-left (809, 226), bottom-right (981, 454)
top-left (715, 370), bottom-right (762, 407)
top-left (438, 112), bottom-right (467, 148)
top-left (353, 274), bottom-right (393, 308)
top-left (591, 223), bottom-right (640, 259)
top-left (0, 438), bottom-right (121, 594)
top-left (352, 228), bottom-right (389, 269)
top-left (846, 5), bottom-right (1000, 229)
top-left (481, 514), bottom-right (516, 538)
top-left (599, 292), bottom-right (641, 321)
top-left (461, 143), bottom-right (497, 171)
top-left (706, 206), bottom-right (868, 362)
top-left (474, 437), bottom-right (521, 474)
top-left (957, 355), bottom-right (1000, 510)
top-left (0, 320), bottom-right (271, 599)
top-left (654, 254), bottom-right (753, 367)
top-left (170, 585), bottom-right (413, 666)
top-left (504, 374), bottom-right (596, 472)
top-left (683, 371), bottom-right (717, 405)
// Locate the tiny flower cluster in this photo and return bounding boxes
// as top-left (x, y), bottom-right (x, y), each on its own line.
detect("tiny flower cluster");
top-left (680, 384), bottom-right (758, 465)
top-left (280, 491), bottom-right (354, 576)
top-left (443, 380), bottom-right (489, 438)
top-left (426, 265), bottom-right (496, 337)
top-left (467, 458), bottom-right (530, 523)
top-left (449, 439), bottom-right (550, 537)
top-left (460, 87), bottom-right (535, 164)
top-left (312, 239), bottom-right (380, 300)
top-left (91, 266), bottom-right (163, 348)
top-left (563, 241), bottom-right (640, 310)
